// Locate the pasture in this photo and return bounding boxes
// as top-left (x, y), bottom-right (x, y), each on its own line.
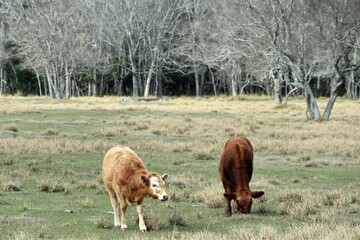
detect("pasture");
top-left (0, 96), bottom-right (359, 239)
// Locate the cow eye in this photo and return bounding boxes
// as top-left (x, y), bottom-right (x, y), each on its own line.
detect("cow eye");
top-left (152, 184), bottom-right (157, 188)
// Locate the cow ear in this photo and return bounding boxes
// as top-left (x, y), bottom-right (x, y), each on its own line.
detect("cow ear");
top-left (161, 174), bottom-right (169, 182)
top-left (141, 175), bottom-right (149, 184)
top-left (251, 191), bottom-right (264, 198)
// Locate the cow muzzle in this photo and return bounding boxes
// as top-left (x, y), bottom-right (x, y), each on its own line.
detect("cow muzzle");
top-left (159, 194), bottom-right (169, 202)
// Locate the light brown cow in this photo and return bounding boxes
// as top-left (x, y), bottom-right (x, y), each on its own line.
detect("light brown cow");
top-left (218, 135), bottom-right (264, 216)
top-left (102, 146), bottom-right (169, 232)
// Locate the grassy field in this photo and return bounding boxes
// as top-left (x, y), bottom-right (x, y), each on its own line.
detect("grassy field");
top-left (0, 96), bottom-right (359, 240)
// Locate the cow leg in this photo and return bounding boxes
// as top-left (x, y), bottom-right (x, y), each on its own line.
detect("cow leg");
top-left (118, 194), bottom-right (128, 230)
top-left (108, 191), bottom-right (121, 227)
top-left (225, 196), bottom-right (232, 217)
top-left (136, 203), bottom-right (147, 232)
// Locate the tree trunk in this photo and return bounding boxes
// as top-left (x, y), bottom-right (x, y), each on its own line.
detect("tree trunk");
top-left (34, 68), bottom-right (42, 96)
top-left (270, 68), bottom-right (282, 104)
top-left (132, 73), bottom-right (139, 97)
top-left (209, 68), bottom-right (217, 95)
top-left (231, 77), bottom-right (237, 96)
top-left (322, 92), bottom-right (337, 120)
top-left (88, 81), bottom-right (92, 96)
top-left (128, 50), bottom-right (139, 97)
top-left (65, 62), bottom-right (71, 99)
top-left (99, 66), bottom-right (105, 97)
top-left (274, 77), bottom-right (282, 104)
top-left (194, 64), bottom-right (200, 96)
top-left (347, 48), bottom-right (357, 99)
top-left (157, 67), bottom-right (163, 97)
top-left (144, 59), bottom-right (155, 97)
top-left (0, 66), bottom-right (4, 96)
top-left (322, 60), bottom-right (346, 120)
top-left (45, 66), bottom-right (54, 98)
top-left (92, 67), bottom-right (97, 96)
top-left (304, 82), bottom-right (321, 121)
top-left (119, 62), bottom-right (126, 96)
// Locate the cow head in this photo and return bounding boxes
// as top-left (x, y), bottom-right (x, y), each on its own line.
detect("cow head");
top-left (225, 191), bottom-right (264, 214)
top-left (141, 173), bottom-right (169, 201)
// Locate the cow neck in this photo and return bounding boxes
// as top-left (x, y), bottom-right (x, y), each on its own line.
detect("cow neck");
top-left (235, 177), bottom-right (250, 193)
top-left (124, 170), bottom-right (150, 203)
top-left (234, 163), bottom-right (251, 193)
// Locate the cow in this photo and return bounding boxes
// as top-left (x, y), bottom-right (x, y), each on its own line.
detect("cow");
top-left (102, 146), bottom-right (169, 232)
top-left (218, 135), bottom-right (264, 217)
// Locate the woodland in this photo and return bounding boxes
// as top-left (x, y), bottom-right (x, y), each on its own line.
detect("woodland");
top-left (0, 0), bottom-right (359, 120)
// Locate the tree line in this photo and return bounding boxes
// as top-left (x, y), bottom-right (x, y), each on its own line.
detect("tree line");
top-left (0, 0), bottom-right (359, 120)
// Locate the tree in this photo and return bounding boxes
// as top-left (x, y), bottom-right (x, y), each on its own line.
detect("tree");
top-left (1, 0), bottom-right (358, 106)
top-left (234, 0), bottom-right (359, 120)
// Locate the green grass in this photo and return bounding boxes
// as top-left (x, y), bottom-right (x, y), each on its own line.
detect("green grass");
top-left (0, 96), bottom-right (359, 239)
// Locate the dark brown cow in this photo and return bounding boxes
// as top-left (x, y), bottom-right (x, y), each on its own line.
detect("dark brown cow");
top-left (102, 146), bottom-right (169, 232)
top-left (218, 135), bottom-right (264, 216)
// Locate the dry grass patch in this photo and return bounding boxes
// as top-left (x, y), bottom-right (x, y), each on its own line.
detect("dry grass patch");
top-left (92, 127), bottom-right (128, 137)
top-left (168, 174), bottom-right (207, 202)
top-left (3, 180), bottom-right (22, 192)
top-left (2, 123), bottom-right (19, 132)
top-left (256, 195), bottom-right (270, 214)
top-left (169, 188), bottom-right (192, 202)
top-left (323, 189), bottom-right (358, 209)
top-left (10, 169), bottom-right (30, 178)
top-left (169, 211), bottom-right (188, 227)
top-left (277, 189), bottom-right (320, 220)
top-left (1, 156), bottom-right (16, 166)
top-left (42, 128), bottom-right (60, 136)
top-left (37, 177), bottom-right (70, 193)
top-left (172, 223), bottom-right (360, 240)
top-left (77, 179), bottom-right (103, 192)
top-left (192, 149), bottom-right (215, 161)
top-left (284, 223), bottom-right (360, 240)
top-left (171, 142), bottom-right (192, 152)
top-left (142, 209), bottom-right (167, 231)
top-left (193, 185), bottom-right (224, 208)
top-left (80, 197), bottom-right (94, 208)
top-left (0, 138), bottom-right (114, 154)
top-left (93, 216), bottom-right (107, 229)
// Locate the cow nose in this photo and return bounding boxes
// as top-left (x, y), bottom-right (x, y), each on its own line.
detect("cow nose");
top-left (161, 195), bottom-right (168, 201)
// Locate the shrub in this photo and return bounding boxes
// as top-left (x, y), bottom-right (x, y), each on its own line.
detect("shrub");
top-left (3, 124), bottom-right (18, 132)
top-left (37, 178), bottom-right (69, 193)
top-left (323, 189), bottom-right (354, 208)
top-left (94, 216), bottom-right (106, 229)
top-left (192, 149), bottom-right (214, 161)
top-left (193, 186), bottom-right (224, 208)
top-left (92, 127), bottom-right (128, 137)
top-left (3, 181), bottom-right (22, 192)
top-left (277, 190), bottom-right (320, 220)
top-left (134, 124), bottom-right (149, 131)
top-left (169, 211), bottom-right (188, 226)
top-left (44, 129), bottom-right (59, 136)
top-left (143, 210), bottom-right (167, 231)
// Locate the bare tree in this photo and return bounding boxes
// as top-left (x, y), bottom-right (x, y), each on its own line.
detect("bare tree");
top-left (142, 0), bottom-right (186, 97)
top-left (0, 7), bottom-right (8, 95)
top-left (315, 0), bottom-right (360, 119)
top-left (233, 0), bottom-right (359, 120)
top-left (2, 0), bottom-right (358, 104)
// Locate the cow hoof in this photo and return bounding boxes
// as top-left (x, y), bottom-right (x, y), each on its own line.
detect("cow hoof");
top-left (225, 212), bottom-right (232, 217)
top-left (140, 227), bottom-right (147, 232)
top-left (121, 225), bottom-right (127, 230)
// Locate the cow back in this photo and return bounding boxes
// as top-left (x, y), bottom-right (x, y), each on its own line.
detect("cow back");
top-left (102, 146), bottom-right (148, 201)
top-left (219, 135), bottom-right (254, 187)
